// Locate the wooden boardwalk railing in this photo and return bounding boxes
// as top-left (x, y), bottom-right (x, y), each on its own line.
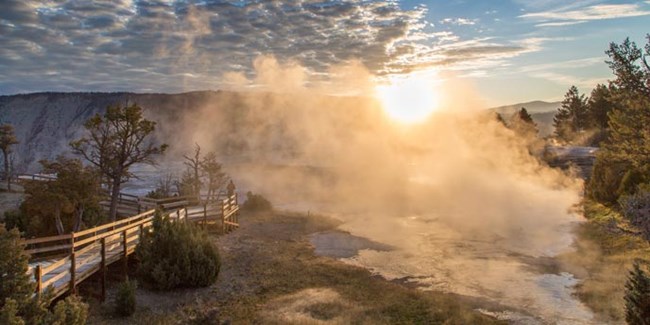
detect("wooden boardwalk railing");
top-left (24, 193), bottom-right (239, 301)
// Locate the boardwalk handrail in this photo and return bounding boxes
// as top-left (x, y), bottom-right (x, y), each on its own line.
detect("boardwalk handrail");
top-left (15, 173), bottom-right (57, 182)
top-left (26, 193), bottom-right (239, 301)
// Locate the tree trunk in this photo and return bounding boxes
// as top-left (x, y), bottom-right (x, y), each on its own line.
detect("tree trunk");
top-left (193, 167), bottom-right (200, 199)
top-left (3, 149), bottom-right (10, 191)
top-left (109, 177), bottom-right (121, 221)
top-left (73, 205), bottom-right (84, 232)
top-left (54, 208), bottom-right (65, 235)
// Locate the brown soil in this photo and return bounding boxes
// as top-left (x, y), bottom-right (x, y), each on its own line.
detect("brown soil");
top-left (86, 210), bottom-right (503, 324)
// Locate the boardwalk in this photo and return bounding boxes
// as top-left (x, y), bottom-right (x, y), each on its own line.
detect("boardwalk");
top-left (25, 194), bottom-right (239, 301)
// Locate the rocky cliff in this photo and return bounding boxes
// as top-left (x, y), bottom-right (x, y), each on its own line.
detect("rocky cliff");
top-left (0, 91), bottom-right (380, 173)
top-left (0, 92), bottom-right (202, 172)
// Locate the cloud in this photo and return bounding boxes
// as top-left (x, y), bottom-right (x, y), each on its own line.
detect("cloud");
top-left (0, 0), bottom-right (542, 94)
top-left (535, 20), bottom-right (586, 27)
top-left (521, 3), bottom-right (650, 24)
top-left (440, 18), bottom-right (478, 26)
top-left (531, 71), bottom-right (609, 89)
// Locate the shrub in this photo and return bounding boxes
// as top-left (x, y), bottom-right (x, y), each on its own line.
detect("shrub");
top-left (624, 260), bottom-right (650, 325)
top-left (587, 154), bottom-right (630, 205)
top-left (619, 184), bottom-right (650, 239)
top-left (114, 279), bottom-right (137, 317)
top-left (0, 224), bottom-right (34, 310)
top-left (242, 191), bottom-right (272, 212)
top-left (145, 189), bottom-right (166, 199)
top-left (136, 211), bottom-right (220, 290)
top-left (50, 295), bottom-right (88, 325)
top-left (0, 299), bottom-right (24, 325)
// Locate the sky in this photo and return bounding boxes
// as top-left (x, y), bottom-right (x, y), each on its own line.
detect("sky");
top-left (0, 0), bottom-right (648, 106)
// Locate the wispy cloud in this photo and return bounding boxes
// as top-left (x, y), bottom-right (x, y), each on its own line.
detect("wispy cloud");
top-left (532, 71), bottom-right (609, 89)
top-left (440, 18), bottom-right (478, 26)
top-left (521, 3), bottom-right (650, 26)
top-left (535, 20), bottom-right (587, 27)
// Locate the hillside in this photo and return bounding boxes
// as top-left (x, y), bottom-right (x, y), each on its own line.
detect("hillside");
top-left (0, 91), bottom-right (382, 172)
top-left (489, 101), bottom-right (559, 136)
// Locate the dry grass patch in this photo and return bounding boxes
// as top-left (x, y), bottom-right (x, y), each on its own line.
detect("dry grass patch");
top-left (558, 201), bottom-right (650, 322)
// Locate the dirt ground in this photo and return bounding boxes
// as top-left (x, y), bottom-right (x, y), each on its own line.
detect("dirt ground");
top-left (86, 209), bottom-right (503, 324)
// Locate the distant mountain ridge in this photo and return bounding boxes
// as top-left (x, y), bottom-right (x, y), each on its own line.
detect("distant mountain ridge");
top-left (489, 100), bottom-right (560, 137)
top-left (490, 100), bottom-right (560, 115)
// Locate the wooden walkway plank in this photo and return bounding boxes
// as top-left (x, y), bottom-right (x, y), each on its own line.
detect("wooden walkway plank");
top-left (26, 192), bottom-right (240, 300)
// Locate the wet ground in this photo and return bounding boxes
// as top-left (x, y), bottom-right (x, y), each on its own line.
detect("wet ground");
top-left (310, 218), bottom-right (596, 324)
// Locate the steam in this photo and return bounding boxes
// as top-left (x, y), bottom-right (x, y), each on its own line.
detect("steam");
top-left (156, 55), bottom-right (589, 321)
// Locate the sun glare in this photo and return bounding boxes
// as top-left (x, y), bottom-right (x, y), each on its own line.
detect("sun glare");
top-left (375, 72), bottom-right (440, 124)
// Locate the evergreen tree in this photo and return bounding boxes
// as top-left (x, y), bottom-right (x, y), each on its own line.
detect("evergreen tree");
top-left (71, 103), bottom-right (167, 221)
top-left (587, 84), bottom-right (615, 129)
top-left (0, 224), bottom-right (34, 312)
top-left (509, 107), bottom-right (538, 137)
top-left (0, 224), bottom-right (89, 324)
top-left (0, 124), bottom-right (19, 191)
top-left (606, 36), bottom-right (650, 97)
top-left (588, 35), bottom-right (650, 204)
top-left (553, 86), bottom-right (589, 142)
top-left (22, 157), bottom-right (102, 236)
top-left (625, 261), bottom-right (650, 325)
top-left (494, 112), bottom-right (506, 126)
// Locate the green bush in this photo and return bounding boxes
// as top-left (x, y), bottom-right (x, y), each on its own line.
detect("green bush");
top-left (136, 211), bottom-right (220, 290)
top-left (587, 154), bottom-right (630, 205)
top-left (624, 260), bottom-right (650, 325)
top-left (242, 191), bottom-right (272, 212)
top-left (114, 279), bottom-right (137, 317)
top-left (620, 184), bottom-right (650, 239)
top-left (50, 295), bottom-right (88, 325)
top-left (0, 224), bottom-right (34, 310)
top-left (0, 299), bottom-right (24, 325)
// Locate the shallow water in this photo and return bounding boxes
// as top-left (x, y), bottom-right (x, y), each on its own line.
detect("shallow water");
top-left (311, 216), bottom-right (595, 324)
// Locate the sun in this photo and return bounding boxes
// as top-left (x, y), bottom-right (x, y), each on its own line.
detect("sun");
top-left (375, 72), bottom-right (440, 124)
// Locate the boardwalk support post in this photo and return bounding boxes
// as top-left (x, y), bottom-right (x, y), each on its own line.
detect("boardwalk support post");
top-left (122, 230), bottom-right (128, 279)
top-left (70, 233), bottom-right (76, 294)
top-left (203, 203), bottom-right (207, 228)
top-left (101, 237), bottom-right (106, 302)
top-left (35, 265), bottom-right (42, 298)
top-left (221, 201), bottom-right (226, 234)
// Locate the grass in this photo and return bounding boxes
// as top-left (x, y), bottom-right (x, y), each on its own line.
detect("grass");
top-left (87, 210), bottom-right (504, 324)
top-left (208, 212), bottom-right (502, 324)
top-left (558, 200), bottom-right (650, 322)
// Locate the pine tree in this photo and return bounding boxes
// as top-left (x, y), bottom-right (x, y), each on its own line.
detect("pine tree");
top-left (22, 157), bottom-right (102, 236)
top-left (587, 84), bottom-right (615, 130)
top-left (0, 224), bottom-right (35, 312)
top-left (625, 261), bottom-right (650, 325)
top-left (606, 36), bottom-right (650, 98)
top-left (509, 107), bottom-right (538, 137)
top-left (70, 103), bottom-right (167, 221)
top-left (0, 124), bottom-right (19, 191)
top-left (590, 35), bottom-right (650, 201)
top-left (553, 86), bottom-right (588, 143)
